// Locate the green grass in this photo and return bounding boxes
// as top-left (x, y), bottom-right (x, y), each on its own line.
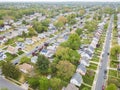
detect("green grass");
top-left (110, 60), bottom-right (118, 68)
top-left (108, 76), bottom-right (120, 87)
top-left (88, 63), bottom-right (97, 70)
top-left (82, 70), bottom-right (95, 86)
top-left (79, 84), bottom-right (91, 90)
top-left (5, 52), bottom-right (18, 61)
top-left (17, 50), bottom-right (24, 55)
top-left (109, 70), bottom-right (117, 77)
top-left (91, 56), bottom-right (99, 62)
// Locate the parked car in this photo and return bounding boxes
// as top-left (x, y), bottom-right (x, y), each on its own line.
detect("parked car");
top-left (102, 85), bottom-right (105, 90)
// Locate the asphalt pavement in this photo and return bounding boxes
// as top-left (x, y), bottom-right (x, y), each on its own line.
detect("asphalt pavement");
top-left (94, 15), bottom-right (114, 90)
top-left (0, 76), bottom-right (24, 90)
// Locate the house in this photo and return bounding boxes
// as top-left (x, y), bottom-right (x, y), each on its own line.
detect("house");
top-left (31, 56), bottom-right (38, 63)
top-left (45, 50), bottom-right (54, 58)
top-left (40, 49), bottom-right (48, 56)
top-left (7, 46), bottom-right (18, 54)
top-left (70, 72), bottom-right (83, 87)
top-left (81, 49), bottom-right (92, 59)
top-left (18, 26), bottom-right (28, 33)
top-left (64, 83), bottom-right (79, 90)
top-left (76, 63), bottom-right (86, 75)
top-left (57, 38), bottom-right (65, 43)
top-left (80, 56), bottom-right (90, 66)
top-left (25, 38), bottom-right (34, 45)
top-left (13, 21), bottom-right (22, 27)
top-left (38, 34), bottom-right (46, 39)
top-left (88, 45), bottom-right (95, 54)
top-left (0, 36), bottom-right (7, 45)
top-left (16, 42), bottom-right (25, 50)
top-left (32, 36), bottom-right (39, 42)
top-left (0, 51), bottom-right (6, 60)
top-left (19, 63), bottom-right (33, 73)
top-left (47, 45), bottom-right (56, 51)
top-left (4, 25), bottom-right (11, 30)
top-left (0, 27), bottom-right (5, 31)
top-left (85, 49), bottom-right (93, 59)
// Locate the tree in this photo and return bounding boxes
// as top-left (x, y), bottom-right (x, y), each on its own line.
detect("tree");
top-left (55, 46), bottom-right (80, 65)
top-left (76, 28), bottom-right (83, 36)
top-left (67, 14), bottom-right (77, 25)
top-left (50, 78), bottom-right (63, 90)
top-left (79, 8), bottom-right (85, 16)
top-left (57, 16), bottom-right (67, 25)
top-left (22, 31), bottom-right (27, 38)
top-left (33, 21), bottom-right (48, 33)
top-left (36, 55), bottom-right (50, 74)
top-left (22, 20), bottom-right (27, 24)
top-left (0, 20), bottom-right (4, 26)
top-left (2, 62), bottom-right (21, 80)
top-left (56, 61), bottom-right (75, 81)
top-left (28, 77), bottom-right (40, 89)
top-left (61, 33), bottom-right (81, 50)
top-left (106, 84), bottom-right (117, 90)
top-left (110, 45), bottom-right (120, 60)
top-left (54, 21), bottom-right (64, 29)
top-left (54, 16), bottom-right (67, 29)
top-left (39, 77), bottom-right (50, 90)
top-left (20, 56), bottom-right (30, 64)
top-left (28, 27), bottom-right (37, 37)
top-left (41, 19), bottom-right (50, 27)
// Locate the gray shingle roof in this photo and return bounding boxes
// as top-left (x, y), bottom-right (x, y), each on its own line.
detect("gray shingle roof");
top-left (71, 73), bottom-right (83, 86)
top-left (77, 63), bottom-right (86, 74)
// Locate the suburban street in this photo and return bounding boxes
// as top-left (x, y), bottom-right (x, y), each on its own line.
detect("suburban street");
top-left (94, 15), bottom-right (114, 90)
top-left (12, 28), bottom-right (70, 64)
top-left (0, 76), bottom-right (24, 90)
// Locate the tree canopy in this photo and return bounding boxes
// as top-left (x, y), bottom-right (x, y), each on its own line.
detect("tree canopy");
top-left (39, 77), bottom-right (50, 90)
top-left (54, 16), bottom-right (67, 29)
top-left (36, 54), bottom-right (50, 74)
top-left (75, 28), bottom-right (83, 36)
top-left (61, 33), bottom-right (81, 50)
top-left (56, 61), bottom-right (75, 81)
top-left (2, 62), bottom-right (21, 80)
top-left (50, 78), bottom-right (63, 90)
top-left (67, 14), bottom-right (76, 25)
top-left (106, 84), bottom-right (117, 90)
top-left (110, 45), bottom-right (120, 60)
top-left (55, 46), bottom-right (80, 65)
top-left (28, 27), bottom-right (37, 37)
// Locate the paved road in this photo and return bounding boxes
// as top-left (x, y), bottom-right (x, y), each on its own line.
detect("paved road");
top-left (0, 76), bottom-right (24, 90)
top-left (94, 15), bottom-right (114, 90)
top-left (12, 28), bottom-right (70, 64)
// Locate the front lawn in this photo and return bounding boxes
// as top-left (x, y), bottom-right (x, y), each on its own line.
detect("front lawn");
top-left (82, 70), bottom-right (95, 86)
top-left (109, 70), bottom-right (117, 77)
top-left (79, 84), bottom-right (91, 90)
top-left (5, 52), bottom-right (18, 61)
top-left (88, 63), bottom-right (97, 70)
top-left (17, 50), bottom-right (24, 55)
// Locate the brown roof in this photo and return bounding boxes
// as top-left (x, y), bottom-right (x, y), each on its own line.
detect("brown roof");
top-left (7, 46), bottom-right (17, 54)
top-left (65, 83), bottom-right (79, 90)
top-left (19, 63), bottom-right (33, 72)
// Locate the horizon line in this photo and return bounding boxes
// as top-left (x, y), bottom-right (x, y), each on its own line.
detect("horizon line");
top-left (0, 1), bottom-right (120, 2)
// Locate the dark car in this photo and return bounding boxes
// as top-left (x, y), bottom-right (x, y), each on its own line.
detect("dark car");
top-left (104, 70), bottom-right (107, 74)
top-left (107, 53), bottom-right (109, 55)
top-left (104, 75), bottom-right (107, 79)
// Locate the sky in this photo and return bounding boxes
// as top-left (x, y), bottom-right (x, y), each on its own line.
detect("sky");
top-left (0, 0), bottom-right (120, 2)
